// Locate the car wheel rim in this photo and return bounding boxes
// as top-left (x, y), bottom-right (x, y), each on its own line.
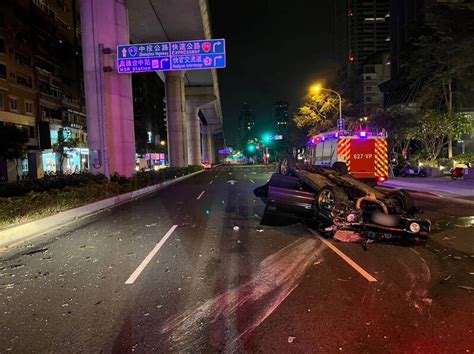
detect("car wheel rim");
top-left (390, 196), bottom-right (404, 210)
top-left (318, 190), bottom-right (335, 210)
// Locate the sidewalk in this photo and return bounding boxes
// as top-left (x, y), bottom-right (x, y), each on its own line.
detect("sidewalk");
top-left (380, 176), bottom-right (474, 201)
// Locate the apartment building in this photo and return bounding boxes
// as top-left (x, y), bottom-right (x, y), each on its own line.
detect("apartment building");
top-left (0, 0), bottom-right (87, 181)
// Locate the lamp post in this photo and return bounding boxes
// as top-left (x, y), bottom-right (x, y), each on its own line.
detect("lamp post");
top-left (312, 84), bottom-right (343, 121)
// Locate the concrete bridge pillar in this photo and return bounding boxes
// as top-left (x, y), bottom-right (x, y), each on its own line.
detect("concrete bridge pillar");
top-left (186, 102), bottom-right (202, 166)
top-left (165, 71), bottom-right (187, 167)
top-left (206, 128), bottom-right (214, 164)
top-left (201, 126), bottom-right (209, 163)
top-left (186, 87), bottom-right (216, 165)
top-left (80, 0), bottom-right (136, 177)
top-left (210, 134), bottom-right (216, 163)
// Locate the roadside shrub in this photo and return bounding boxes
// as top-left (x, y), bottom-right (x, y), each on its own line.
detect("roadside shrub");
top-left (0, 172), bottom-right (108, 198)
top-left (437, 153), bottom-right (474, 168)
top-left (0, 166), bottom-right (203, 228)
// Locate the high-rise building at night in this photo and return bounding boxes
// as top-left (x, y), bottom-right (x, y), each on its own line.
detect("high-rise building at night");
top-left (273, 100), bottom-right (289, 135)
top-left (335, 1), bottom-right (350, 71)
top-left (379, 0), bottom-right (425, 107)
top-left (348, 0), bottom-right (390, 73)
top-left (132, 73), bottom-right (166, 155)
top-left (239, 102), bottom-right (255, 147)
top-left (336, 0), bottom-right (391, 114)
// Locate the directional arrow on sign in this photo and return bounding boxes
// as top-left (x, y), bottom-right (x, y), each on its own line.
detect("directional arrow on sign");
top-left (227, 180), bottom-right (237, 185)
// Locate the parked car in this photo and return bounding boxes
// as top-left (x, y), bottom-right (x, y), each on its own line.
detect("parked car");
top-left (254, 156), bottom-right (431, 245)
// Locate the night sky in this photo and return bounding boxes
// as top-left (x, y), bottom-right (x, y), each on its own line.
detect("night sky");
top-left (209, 0), bottom-right (336, 146)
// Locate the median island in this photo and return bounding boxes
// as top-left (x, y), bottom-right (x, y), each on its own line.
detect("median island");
top-left (0, 166), bottom-right (203, 229)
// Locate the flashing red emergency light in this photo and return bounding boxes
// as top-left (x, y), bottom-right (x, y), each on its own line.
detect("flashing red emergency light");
top-left (378, 176), bottom-right (386, 183)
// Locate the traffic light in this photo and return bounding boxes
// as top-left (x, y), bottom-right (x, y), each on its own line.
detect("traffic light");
top-left (247, 143), bottom-right (256, 153)
top-left (262, 132), bottom-right (273, 144)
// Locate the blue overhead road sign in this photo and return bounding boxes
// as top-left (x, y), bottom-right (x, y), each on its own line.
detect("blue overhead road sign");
top-left (117, 39), bottom-right (226, 74)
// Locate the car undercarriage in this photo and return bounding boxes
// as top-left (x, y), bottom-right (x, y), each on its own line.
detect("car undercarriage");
top-left (254, 158), bottom-right (431, 246)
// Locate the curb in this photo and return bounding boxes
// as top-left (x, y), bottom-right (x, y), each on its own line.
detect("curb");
top-left (378, 185), bottom-right (474, 206)
top-left (409, 191), bottom-right (474, 206)
top-left (0, 169), bottom-right (205, 249)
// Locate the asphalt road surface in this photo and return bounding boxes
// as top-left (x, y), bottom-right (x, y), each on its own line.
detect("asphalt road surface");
top-left (1, 165), bottom-right (473, 353)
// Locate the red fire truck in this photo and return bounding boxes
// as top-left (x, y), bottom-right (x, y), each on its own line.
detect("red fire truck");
top-left (305, 128), bottom-right (389, 184)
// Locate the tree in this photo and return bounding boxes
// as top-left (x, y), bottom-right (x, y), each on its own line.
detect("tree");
top-left (370, 108), bottom-right (418, 159)
top-left (52, 128), bottom-right (78, 174)
top-left (407, 2), bottom-right (474, 157)
top-left (408, 110), bottom-right (472, 161)
top-left (293, 91), bottom-right (346, 136)
top-left (0, 124), bottom-right (29, 181)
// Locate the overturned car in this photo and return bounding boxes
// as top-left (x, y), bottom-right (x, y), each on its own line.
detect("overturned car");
top-left (254, 157), bottom-right (431, 245)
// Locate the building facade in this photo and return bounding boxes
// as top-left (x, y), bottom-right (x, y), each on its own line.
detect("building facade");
top-left (0, 0), bottom-right (87, 181)
top-left (132, 72), bottom-right (167, 167)
top-left (337, 0), bottom-right (391, 114)
top-left (238, 102), bottom-right (255, 148)
top-left (361, 52), bottom-right (391, 113)
top-left (379, 0), bottom-right (425, 107)
top-left (273, 100), bottom-right (289, 135)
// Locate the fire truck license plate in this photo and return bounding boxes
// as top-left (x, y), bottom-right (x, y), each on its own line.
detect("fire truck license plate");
top-left (353, 154), bottom-right (373, 159)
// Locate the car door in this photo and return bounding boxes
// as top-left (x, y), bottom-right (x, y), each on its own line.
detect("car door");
top-left (266, 173), bottom-right (315, 218)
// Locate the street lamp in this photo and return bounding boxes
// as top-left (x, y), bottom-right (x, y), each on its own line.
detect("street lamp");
top-left (311, 84), bottom-right (343, 121)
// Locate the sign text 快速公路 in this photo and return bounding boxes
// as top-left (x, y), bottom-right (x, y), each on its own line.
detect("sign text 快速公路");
top-left (117, 39), bottom-right (226, 74)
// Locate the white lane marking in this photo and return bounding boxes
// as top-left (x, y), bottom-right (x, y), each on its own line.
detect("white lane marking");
top-left (209, 180), bottom-right (214, 185)
top-left (196, 190), bottom-right (206, 200)
top-left (308, 229), bottom-right (377, 282)
top-left (125, 225), bottom-right (178, 285)
top-left (249, 179), bottom-right (255, 184)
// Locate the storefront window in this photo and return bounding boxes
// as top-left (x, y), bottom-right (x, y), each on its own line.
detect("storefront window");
top-left (42, 152), bottom-right (57, 173)
top-left (21, 158), bottom-right (28, 178)
top-left (42, 148), bottom-right (89, 175)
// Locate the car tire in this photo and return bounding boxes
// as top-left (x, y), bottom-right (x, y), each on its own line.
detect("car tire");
top-left (279, 156), bottom-right (297, 176)
top-left (419, 170), bottom-right (427, 177)
top-left (450, 174), bottom-right (458, 180)
top-left (400, 171), bottom-right (408, 177)
top-left (315, 187), bottom-right (350, 219)
top-left (332, 162), bottom-right (348, 175)
top-left (386, 190), bottom-right (415, 214)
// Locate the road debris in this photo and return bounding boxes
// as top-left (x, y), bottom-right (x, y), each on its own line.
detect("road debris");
top-left (458, 285), bottom-right (474, 291)
top-left (333, 230), bottom-right (364, 243)
top-left (422, 298), bottom-right (433, 305)
top-left (288, 336), bottom-right (296, 343)
top-left (233, 226), bottom-right (240, 231)
top-left (256, 229), bottom-right (264, 233)
top-left (145, 223), bottom-right (157, 227)
top-left (23, 248), bottom-right (49, 256)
